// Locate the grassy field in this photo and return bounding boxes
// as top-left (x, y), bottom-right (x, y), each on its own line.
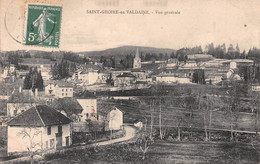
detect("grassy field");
top-left (145, 140), bottom-right (260, 164)
top-left (101, 99), bottom-right (259, 133)
top-left (43, 139), bottom-right (260, 164)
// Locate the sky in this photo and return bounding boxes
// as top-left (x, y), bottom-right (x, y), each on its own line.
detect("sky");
top-left (1, 0), bottom-right (259, 52)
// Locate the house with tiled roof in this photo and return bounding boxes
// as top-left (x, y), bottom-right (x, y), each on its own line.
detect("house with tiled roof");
top-left (6, 105), bottom-right (72, 155)
top-left (72, 63), bottom-right (110, 85)
top-left (45, 80), bottom-right (73, 98)
top-left (114, 73), bottom-right (136, 87)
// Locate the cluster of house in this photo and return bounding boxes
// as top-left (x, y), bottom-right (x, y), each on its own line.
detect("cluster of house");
top-left (1, 49), bottom-right (260, 94)
top-left (155, 55), bottom-right (255, 85)
top-left (70, 48), bottom-right (151, 90)
top-left (4, 90), bottom-right (124, 156)
top-left (0, 61), bottom-right (53, 82)
top-left (0, 64), bottom-right (16, 81)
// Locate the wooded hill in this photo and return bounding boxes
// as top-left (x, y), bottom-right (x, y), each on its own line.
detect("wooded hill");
top-left (79, 45), bottom-right (176, 58)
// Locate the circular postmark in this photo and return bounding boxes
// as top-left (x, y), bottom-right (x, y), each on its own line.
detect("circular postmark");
top-left (4, 0), bottom-right (61, 48)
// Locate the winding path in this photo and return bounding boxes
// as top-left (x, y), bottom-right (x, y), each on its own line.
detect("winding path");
top-left (88, 125), bottom-right (136, 147)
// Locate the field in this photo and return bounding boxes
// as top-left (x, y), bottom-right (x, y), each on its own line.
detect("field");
top-left (43, 139), bottom-right (260, 164)
top-left (100, 99), bottom-right (259, 133)
top-left (146, 140), bottom-right (260, 163)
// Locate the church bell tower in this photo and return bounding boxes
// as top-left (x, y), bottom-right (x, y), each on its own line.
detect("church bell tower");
top-left (133, 48), bottom-right (141, 69)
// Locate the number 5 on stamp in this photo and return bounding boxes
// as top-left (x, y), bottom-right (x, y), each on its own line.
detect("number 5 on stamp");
top-left (25, 4), bottom-right (62, 48)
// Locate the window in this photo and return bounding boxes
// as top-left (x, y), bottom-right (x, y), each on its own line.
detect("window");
top-left (86, 113), bottom-right (89, 118)
top-left (66, 93), bottom-right (67, 96)
top-left (62, 93), bottom-right (64, 96)
top-left (70, 89), bottom-right (72, 91)
top-left (65, 136), bottom-right (69, 146)
top-left (62, 89), bottom-right (64, 91)
top-left (66, 89), bottom-right (67, 91)
top-left (58, 125), bottom-right (62, 133)
top-left (47, 126), bottom-right (51, 135)
top-left (50, 139), bottom-right (54, 148)
top-left (46, 141), bottom-right (48, 148)
top-left (90, 113), bottom-right (93, 117)
top-left (97, 115), bottom-right (99, 120)
top-left (14, 110), bottom-right (17, 115)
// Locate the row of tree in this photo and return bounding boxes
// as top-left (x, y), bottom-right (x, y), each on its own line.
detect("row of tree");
top-left (23, 68), bottom-right (44, 91)
top-left (51, 59), bottom-right (76, 80)
top-left (205, 43), bottom-right (243, 59)
top-left (137, 82), bottom-right (260, 159)
top-left (100, 56), bottom-right (115, 68)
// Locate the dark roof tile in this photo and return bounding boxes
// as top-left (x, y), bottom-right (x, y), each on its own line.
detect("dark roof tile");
top-left (7, 105), bottom-right (71, 127)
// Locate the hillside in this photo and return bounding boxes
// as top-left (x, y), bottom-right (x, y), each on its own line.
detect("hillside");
top-left (79, 46), bottom-right (176, 58)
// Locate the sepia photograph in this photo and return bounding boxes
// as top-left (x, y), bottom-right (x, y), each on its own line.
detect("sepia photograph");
top-left (0, 0), bottom-right (260, 163)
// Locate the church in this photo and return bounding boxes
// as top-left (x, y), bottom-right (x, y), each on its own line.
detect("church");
top-left (133, 48), bottom-right (141, 69)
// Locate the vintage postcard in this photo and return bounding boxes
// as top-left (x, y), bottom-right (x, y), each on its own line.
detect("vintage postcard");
top-left (0, 0), bottom-right (260, 163)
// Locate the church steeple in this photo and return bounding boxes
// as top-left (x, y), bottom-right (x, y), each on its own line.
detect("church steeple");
top-left (133, 48), bottom-right (141, 69)
top-left (136, 48), bottom-right (140, 59)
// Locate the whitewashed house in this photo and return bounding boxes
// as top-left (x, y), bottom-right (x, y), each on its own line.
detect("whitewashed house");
top-left (155, 74), bottom-right (191, 84)
top-left (106, 106), bottom-right (123, 130)
top-left (73, 69), bottom-right (109, 85)
top-left (180, 60), bottom-right (198, 69)
top-left (166, 58), bottom-right (179, 68)
top-left (55, 81), bottom-right (74, 98)
top-left (45, 82), bottom-right (56, 96)
top-left (44, 81), bottom-right (73, 98)
top-left (6, 105), bottom-right (72, 155)
top-left (98, 105), bottom-right (123, 131)
top-left (38, 65), bottom-right (52, 81)
top-left (76, 91), bottom-right (98, 122)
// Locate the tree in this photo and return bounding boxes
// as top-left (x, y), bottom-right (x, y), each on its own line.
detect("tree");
top-left (87, 120), bottom-right (100, 151)
top-left (18, 127), bottom-right (43, 164)
top-left (225, 81), bottom-right (242, 141)
top-left (249, 91), bottom-right (260, 134)
top-left (36, 71), bottom-right (44, 91)
top-left (197, 90), bottom-right (209, 141)
top-left (106, 73), bottom-right (114, 86)
top-left (23, 74), bottom-right (31, 89)
top-left (136, 119), bottom-right (154, 160)
top-left (120, 54), bottom-right (134, 68)
top-left (51, 59), bottom-right (70, 80)
top-left (192, 69), bottom-right (206, 84)
top-left (235, 44), bottom-right (240, 54)
top-left (184, 91), bottom-right (197, 138)
top-left (23, 68), bottom-right (43, 91)
top-left (51, 63), bottom-right (59, 79)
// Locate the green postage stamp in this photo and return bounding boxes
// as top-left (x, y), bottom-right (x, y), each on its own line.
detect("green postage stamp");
top-left (25, 4), bottom-right (62, 48)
